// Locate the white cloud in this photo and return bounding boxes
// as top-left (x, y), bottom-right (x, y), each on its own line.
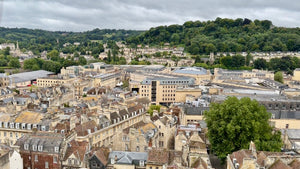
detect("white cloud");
top-left (0, 0), bottom-right (299, 31)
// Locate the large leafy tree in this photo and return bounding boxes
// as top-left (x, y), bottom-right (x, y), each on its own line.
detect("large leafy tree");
top-left (204, 97), bottom-right (282, 161)
top-left (8, 58), bottom-right (21, 68)
top-left (274, 71), bottom-right (283, 83)
top-left (254, 58), bottom-right (267, 70)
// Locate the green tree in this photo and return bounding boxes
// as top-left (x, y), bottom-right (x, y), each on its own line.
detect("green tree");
top-left (107, 50), bottom-right (112, 63)
top-left (220, 56), bottom-right (232, 68)
top-left (42, 60), bottom-right (61, 73)
top-left (0, 59), bottom-right (7, 66)
top-left (8, 58), bottom-right (21, 68)
top-left (205, 43), bottom-right (216, 54)
top-left (74, 52), bottom-right (80, 58)
top-left (274, 71), bottom-right (283, 83)
top-left (232, 55), bottom-right (245, 67)
top-left (4, 47), bottom-right (10, 56)
top-left (204, 97), bottom-right (282, 162)
top-left (245, 54), bottom-right (253, 66)
top-left (47, 49), bottom-right (60, 61)
top-left (23, 58), bottom-right (38, 70)
top-left (78, 56), bottom-right (87, 65)
top-left (254, 58), bottom-right (267, 70)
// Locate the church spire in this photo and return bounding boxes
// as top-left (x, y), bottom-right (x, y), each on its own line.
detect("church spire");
top-left (16, 41), bottom-right (19, 50)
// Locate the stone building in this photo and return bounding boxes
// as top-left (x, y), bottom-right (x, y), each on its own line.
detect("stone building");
top-left (112, 121), bottom-right (157, 152)
top-left (227, 142), bottom-right (300, 169)
top-left (152, 116), bottom-right (176, 149)
top-left (62, 140), bottom-right (89, 168)
top-left (0, 144), bottom-right (23, 169)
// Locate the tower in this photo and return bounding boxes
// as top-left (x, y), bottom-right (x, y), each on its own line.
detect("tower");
top-left (209, 52), bottom-right (215, 65)
top-left (16, 41), bottom-right (19, 50)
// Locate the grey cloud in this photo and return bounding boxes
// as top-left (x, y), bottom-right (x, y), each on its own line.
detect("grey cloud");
top-left (0, 0), bottom-right (299, 32)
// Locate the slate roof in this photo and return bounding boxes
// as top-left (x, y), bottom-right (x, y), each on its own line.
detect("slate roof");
top-left (110, 112), bottom-right (121, 123)
top-left (184, 106), bottom-right (209, 115)
top-left (151, 115), bottom-right (159, 122)
top-left (286, 129), bottom-right (300, 139)
top-left (119, 109), bottom-right (129, 118)
top-left (108, 151), bottom-right (148, 165)
top-left (15, 132), bottom-right (63, 153)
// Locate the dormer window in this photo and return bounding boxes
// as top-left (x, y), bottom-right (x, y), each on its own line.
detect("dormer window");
top-left (54, 147), bottom-right (59, 153)
top-left (16, 123), bottom-right (19, 129)
top-left (24, 144), bottom-right (29, 150)
top-left (10, 123), bottom-right (14, 129)
top-left (94, 127), bottom-right (97, 131)
top-left (139, 160), bottom-right (144, 167)
top-left (61, 130), bottom-right (65, 134)
top-left (27, 124), bottom-right (31, 130)
top-left (4, 122), bottom-right (7, 128)
top-left (41, 126), bottom-right (46, 131)
top-left (38, 145), bottom-right (43, 151)
top-left (32, 145), bottom-right (37, 151)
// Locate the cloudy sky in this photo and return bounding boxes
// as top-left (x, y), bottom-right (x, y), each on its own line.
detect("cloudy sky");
top-left (0, 0), bottom-right (299, 32)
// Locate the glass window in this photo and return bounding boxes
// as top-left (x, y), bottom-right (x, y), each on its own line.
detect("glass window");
top-left (53, 156), bottom-right (57, 163)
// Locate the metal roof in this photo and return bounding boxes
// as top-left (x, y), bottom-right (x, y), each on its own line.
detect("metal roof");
top-left (9, 70), bottom-right (54, 83)
top-left (173, 67), bottom-right (208, 75)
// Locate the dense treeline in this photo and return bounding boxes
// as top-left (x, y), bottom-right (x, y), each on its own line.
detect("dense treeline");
top-left (0, 27), bottom-right (142, 55)
top-left (127, 18), bottom-right (300, 54)
top-left (254, 56), bottom-right (300, 74)
top-left (0, 47), bottom-right (20, 71)
top-left (23, 49), bottom-right (88, 73)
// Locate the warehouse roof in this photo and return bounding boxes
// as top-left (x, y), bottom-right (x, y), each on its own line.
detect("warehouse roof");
top-left (9, 70), bottom-right (54, 83)
top-left (173, 67), bottom-right (208, 75)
